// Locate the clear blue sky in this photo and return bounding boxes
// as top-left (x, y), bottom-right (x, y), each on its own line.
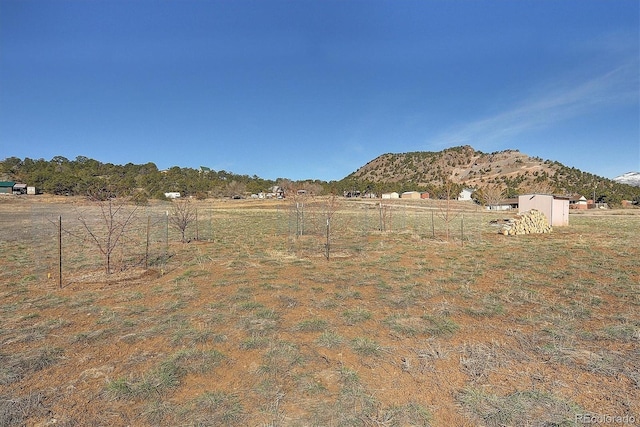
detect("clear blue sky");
top-left (1, 0), bottom-right (638, 181)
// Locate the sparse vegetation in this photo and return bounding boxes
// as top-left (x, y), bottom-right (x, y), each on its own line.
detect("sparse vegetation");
top-left (3, 147), bottom-right (640, 203)
top-left (0, 196), bottom-right (638, 426)
top-left (459, 387), bottom-right (581, 427)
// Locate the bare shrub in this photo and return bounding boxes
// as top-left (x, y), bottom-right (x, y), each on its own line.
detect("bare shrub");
top-left (169, 198), bottom-right (196, 243)
top-left (0, 392), bottom-right (48, 426)
top-left (73, 197), bottom-right (138, 274)
top-left (459, 342), bottom-right (506, 381)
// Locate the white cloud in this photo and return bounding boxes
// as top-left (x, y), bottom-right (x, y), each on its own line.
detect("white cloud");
top-left (428, 59), bottom-right (639, 151)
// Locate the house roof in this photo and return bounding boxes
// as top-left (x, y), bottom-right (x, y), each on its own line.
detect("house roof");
top-left (520, 193), bottom-right (571, 200)
top-left (488, 198), bottom-right (519, 206)
top-left (13, 183), bottom-right (27, 189)
top-left (0, 181), bottom-right (15, 187)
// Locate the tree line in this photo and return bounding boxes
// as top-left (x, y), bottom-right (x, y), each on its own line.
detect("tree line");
top-left (1, 155), bottom-right (638, 205)
top-left (0, 156), bottom-right (326, 201)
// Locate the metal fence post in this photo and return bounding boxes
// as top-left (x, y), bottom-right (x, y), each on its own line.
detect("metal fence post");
top-left (58, 215), bottom-right (62, 288)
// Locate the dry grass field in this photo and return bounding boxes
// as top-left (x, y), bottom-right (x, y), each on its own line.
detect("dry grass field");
top-left (1, 196), bottom-right (638, 426)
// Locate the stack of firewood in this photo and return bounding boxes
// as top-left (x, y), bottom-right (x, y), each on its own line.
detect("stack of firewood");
top-left (501, 209), bottom-right (552, 235)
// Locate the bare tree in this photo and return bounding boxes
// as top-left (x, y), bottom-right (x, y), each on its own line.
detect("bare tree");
top-left (322, 193), bottom-right (341, 260)
top-left (478, 184), bottom-right (506, 208)
top-left (435, 181), bottom-right (463, 241)
top-left (519, 180), bottom-right (556, 195)
top-left (75, 197), bottom-right (138, 274)
top-left (378, 201), bottom-right (393, 232)
top-left (287, 182), bottom-right (311, 237)
top-left (276, 178), bottom-right (294, 197)
top-left (225, 180), bottom-right (247, 198)
top-left (170, 198), bottom-right (196, 243)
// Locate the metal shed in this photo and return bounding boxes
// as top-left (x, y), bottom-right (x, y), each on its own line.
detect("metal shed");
top-left (518, 194), bottom-right (569, 227)
top-left (13, 183), bottom-right (27, 194)
top-left (0, 181), bottom-right (15, 194)
top-left (401, 191), bottom-right (421, 199)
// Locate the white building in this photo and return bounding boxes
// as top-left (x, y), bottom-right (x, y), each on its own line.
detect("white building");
top-left (458, 188), bottom-right (475, 201)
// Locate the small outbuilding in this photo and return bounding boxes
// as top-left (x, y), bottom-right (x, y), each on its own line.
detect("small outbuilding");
top-left (518, 194), bottom-right (569, 226)
top-left (12, 183), bottom-right (27, 195)
top-left (569, 195), bottom-right (588, 210)
top-left (486, 198), bottom-right (519, 211)
top-left (401, 191), bottom-right (421, 199)
top-left (0, 181), bottom-right (15, 194)
top-left (458, 188), bottom-right (475, 201)
top-left (382, 192), bottom-right (400, 199)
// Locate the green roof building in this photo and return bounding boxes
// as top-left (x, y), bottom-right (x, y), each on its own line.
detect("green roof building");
top-left (0, 181), bottom-right (15, 194)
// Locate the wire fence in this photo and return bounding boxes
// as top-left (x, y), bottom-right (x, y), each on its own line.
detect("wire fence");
top-left (27, 203), bottom-right (173, 284)
top-left (0, 197), bottom-right (502, 286)
top-left (278, 198), bottom-right (497, 259)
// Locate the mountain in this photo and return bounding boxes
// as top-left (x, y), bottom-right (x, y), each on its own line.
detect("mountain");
top-left (343, 145), bottom-right (640, 204)
top-left (348, 146), bottom-right (544, 186)
top-left (347, 145), bottom-right (569, 190)
top-left (613, 172), bottom-right (640, 187)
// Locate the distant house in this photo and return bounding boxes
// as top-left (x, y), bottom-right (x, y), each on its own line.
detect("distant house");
top-left (519, 194), bottom-right (569, 226)
top-left (420, 192), bottom-right (430, 199)
top-left (569, 195), bottom-right (588, 210)
top-left (458, 188), bottom-right (475, 201)
top-left (382, 192), bottom-right (399, 199)
top-left (0, 181), bottom-right (15, 195)
top-left (486, 198), bottom-right (519, 211)
top-left (164, 192), bottom-right (181, 199)
top-left (265, 186), bottom-right (285, 199)
top-left (401, 191), bottom-right (421, 199)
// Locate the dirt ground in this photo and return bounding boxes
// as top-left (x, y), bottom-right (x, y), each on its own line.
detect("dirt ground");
top-left (1, 196), bottom-right (638, 426)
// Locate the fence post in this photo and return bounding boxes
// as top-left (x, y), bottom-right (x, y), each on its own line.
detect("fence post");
top-left (165, 210), bottom-right (169, 265)
top-left (461, 213), bottom-right (464, 247)
top-left (145, 215), bottom-right (150, 269)
top-left (58, 215), bottom-right (62, 289)
top-left (431, 210), bottom-right (435, 239)
top-left (195, 207), bottom-right (199, 241)
top-left (325, 217), bottom-right (330, 260)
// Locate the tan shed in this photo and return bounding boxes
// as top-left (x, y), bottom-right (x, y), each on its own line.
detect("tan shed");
top-left (518, 194), bottom-right (569, 227)
top-left (401, 191), bottom-right (421, 199)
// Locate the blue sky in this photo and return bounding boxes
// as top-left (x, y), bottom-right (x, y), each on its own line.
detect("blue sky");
top-left (1, 0), bottom-right (638, 181)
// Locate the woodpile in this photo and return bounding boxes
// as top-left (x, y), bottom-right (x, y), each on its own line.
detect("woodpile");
top-left (500, 209), bottom-right (552, 235)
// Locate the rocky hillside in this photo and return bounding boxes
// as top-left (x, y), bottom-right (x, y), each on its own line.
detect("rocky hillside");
top-left (349, 146), bottom-right (546, 186)
top-left (344, 145), bottom-right (640, 204)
